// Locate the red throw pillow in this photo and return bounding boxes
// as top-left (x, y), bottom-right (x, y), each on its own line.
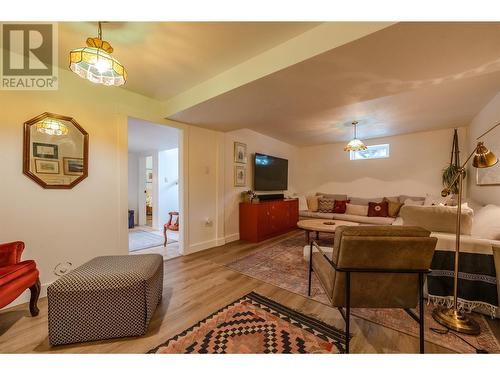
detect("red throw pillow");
top-left (333, 200), bottom-right (350, 214)
top-left (368, 201), bottom-right (389, 217)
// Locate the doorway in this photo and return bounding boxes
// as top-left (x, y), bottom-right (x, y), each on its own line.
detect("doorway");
top-left (127, 117), bottom-right (182, 260)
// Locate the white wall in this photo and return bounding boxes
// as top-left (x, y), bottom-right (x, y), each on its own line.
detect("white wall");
top-left (127, 153), bottom-right (139, 224)
top-left (295, 127), bottom-right (468, 198)
top-left (223, 128), bottom-right (299, 242)
top-left (157, 148), bottom-right (179, 226)
top-left (0, 68), bottom-right (222, 308)
top-left (468, 91), bottom-right (500, 206)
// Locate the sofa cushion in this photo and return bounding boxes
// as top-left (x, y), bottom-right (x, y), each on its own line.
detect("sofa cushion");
top-left (299, 210), bottom-right (334, 219)
top-left (423, 194), bottom-right (453, 207)
top-left (333, 199), bottom-right (349, 214)
top-left (399, 195), bottom-right (425, 204)
top-left (348, 197), bottom-right (383, 205)
top-left (400, 205), bottom-right (473, 235)
top-left (345, 203), bottom-right (369, 216)
top-left (306, 196), bottom-right (320, 212)
top-left (332, 213), bottom-right (396, 225)
top-left (318, 198), bottom-right (335, 213)
top-left (0, 260), bottom-right (37, 287)
top-left (368, 201), bottom-right (389, 217)
top-left (404, 198), bottom-right (425, 206)
top-left (384, 198), bottom-right (404, 218)
top-left (472, 205), bottom-right (500, 241)
top-left (315, 193), bottom-right (348, 201)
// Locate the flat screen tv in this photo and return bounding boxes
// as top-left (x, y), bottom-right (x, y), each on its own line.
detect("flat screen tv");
top-left (253, 153), bottom-right (288, 191)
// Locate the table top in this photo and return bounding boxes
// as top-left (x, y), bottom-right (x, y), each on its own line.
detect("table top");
top-left (297, 219), bottom-right (359, 232)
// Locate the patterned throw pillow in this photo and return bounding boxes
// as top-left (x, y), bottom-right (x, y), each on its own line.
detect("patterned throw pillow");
top-left (368, 201), bottom-right (389, 217)
top-left (317, 198), bottom-right (335, 213)
top-left (333, 200), bottom-right (350, 214)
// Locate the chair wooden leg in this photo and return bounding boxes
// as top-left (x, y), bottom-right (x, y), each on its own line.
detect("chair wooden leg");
top-left (29, 278), bottom-right (41, 317)
top-left (163, 226), bottom-right (167, 247)
top-left (419, 272), bottom-right (425, 354)
top-left (345, 272), bottom-right (351, 354)
top-left (308, 242), bottom-right (313, 296)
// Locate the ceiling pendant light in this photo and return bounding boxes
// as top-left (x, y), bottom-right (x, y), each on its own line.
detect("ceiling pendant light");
top-left (344, 121), bottom-right (367, 152)
top-left (35, 118), bottom-right (68, 136)
top-left (69, 22), bottom-right (127, 86)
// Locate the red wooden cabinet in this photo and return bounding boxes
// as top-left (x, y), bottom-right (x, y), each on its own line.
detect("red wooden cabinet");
top-left (239, 199), bottom-right (299, 242)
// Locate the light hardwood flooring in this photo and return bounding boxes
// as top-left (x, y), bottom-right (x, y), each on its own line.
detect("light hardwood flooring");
top-left (129, 226), bottom-right (181, 260)
top-left (1, 231), bottom-right (498, 353)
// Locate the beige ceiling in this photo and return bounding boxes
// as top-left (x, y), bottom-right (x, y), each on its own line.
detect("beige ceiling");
top-left (169, 22), bottom-right (500, 146)
top-left (58, 22), bottom-right (320, 100)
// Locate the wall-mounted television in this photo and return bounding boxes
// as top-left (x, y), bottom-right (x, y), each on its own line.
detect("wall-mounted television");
top-left (253, 153), bottom-right (288, 191)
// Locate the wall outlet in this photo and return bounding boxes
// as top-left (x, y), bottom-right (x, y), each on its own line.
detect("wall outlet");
top-left (205, 218), bottom-right (213, 227)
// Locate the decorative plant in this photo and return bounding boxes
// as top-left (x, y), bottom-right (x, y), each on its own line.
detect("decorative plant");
top-left (442, 129), bottom-right (464, 195)
top-left (241, 190), bottom-right (258, 203)
top-left (442, 164), bottom-right (465, 194)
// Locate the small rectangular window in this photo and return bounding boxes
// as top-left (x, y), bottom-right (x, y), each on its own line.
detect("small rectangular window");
top-left (350, 144), bottom-right (390, 160)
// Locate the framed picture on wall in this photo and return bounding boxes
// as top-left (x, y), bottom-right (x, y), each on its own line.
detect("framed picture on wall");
top-left (33, 142), bottom-right (58, 159)
top-left (34, 159), bottom-right (59, 174)
top-left (63, 157), bottom-right (84, 176)
top-left (234, 142), bottom-right (247, 164)
top-left (234, 165), bottom-right (246, 187)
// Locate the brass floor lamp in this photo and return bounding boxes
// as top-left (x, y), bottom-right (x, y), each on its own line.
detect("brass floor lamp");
top-left (432, 122), bottom-right (499, 335)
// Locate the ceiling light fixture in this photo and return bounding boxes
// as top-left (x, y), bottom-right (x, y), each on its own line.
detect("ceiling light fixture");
top-left (344, 121), bottom-right (367, 152)
top-left (69, 22), bottom-right (127, 86)
top-left (35, 118), bottom-right (68, 136)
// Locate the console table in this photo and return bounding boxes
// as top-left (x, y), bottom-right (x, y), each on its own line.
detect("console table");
top-left (239, 199), bottom-right (299, 242)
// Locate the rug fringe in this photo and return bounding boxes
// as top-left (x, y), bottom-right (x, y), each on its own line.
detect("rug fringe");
top-left (428, 295), bottom-right (497, 318)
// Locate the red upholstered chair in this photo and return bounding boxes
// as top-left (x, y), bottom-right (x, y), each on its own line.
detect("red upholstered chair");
top-left (163, 211), bottom-right (179, 247)
top-left (0, 241), bottom-right (40, 316)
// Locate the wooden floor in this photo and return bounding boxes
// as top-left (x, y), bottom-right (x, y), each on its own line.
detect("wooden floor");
top-left (1, 231), bottom-right (498, 354)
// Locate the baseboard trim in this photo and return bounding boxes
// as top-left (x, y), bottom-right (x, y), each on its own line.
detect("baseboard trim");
top-left (224, 233), bottom-right (240, 243)
top-left (1, 282), bottom-right (50, 310)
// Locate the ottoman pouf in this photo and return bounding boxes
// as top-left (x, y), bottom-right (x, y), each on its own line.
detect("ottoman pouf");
top-left (48, 254), bottom-right (163, 346)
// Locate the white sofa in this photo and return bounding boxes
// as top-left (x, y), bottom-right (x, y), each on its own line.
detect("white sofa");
top-left (299, 193), bottom-right (423, 225)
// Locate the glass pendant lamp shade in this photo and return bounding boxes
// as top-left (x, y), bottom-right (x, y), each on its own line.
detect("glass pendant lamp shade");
top-left (35, 118), bottom-right (68, 136)
top-left (69, 23), bottom-right (127, 86)
top-left (344, 121), bottom-right (367, 151)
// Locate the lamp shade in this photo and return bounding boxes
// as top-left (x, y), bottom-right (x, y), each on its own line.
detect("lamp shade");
top-left (473, 142), bottom-right (498, 168)
top-left (344, 121), bottom-right (367, 151)
top-left (69, 23), bottom-right (127, 87)
top-left (344, 138), bottom-right (368, 152)
top-left (35, 118), bottom-right (68, 136)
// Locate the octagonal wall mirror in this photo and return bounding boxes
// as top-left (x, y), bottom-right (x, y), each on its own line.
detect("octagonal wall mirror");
top-left (23, 112), bottom-right (89, 189)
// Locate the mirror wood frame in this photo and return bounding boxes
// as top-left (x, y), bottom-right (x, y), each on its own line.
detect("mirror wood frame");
top-left (23, 112), bottom-right (89, 189)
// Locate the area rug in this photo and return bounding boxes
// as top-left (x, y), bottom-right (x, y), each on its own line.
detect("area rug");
top-left (149, 292), bottom-right (347, 354)
top-left (129, 230), bottom-right (171, 252)
top-left (225, 232), bottom-right (500, 354)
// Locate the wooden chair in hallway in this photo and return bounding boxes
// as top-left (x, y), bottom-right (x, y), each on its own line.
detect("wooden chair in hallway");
top-left (307, 225), bottom-right (437, 353)
top-left (163, 211), bottom-right (179, 247)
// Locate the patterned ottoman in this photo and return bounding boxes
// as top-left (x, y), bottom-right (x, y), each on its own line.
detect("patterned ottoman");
top-left (48, 254), bottom-right (163, 346)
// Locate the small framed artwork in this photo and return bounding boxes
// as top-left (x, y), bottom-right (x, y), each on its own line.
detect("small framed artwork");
top-left (33, 142), bottom-right (58, 159)
top-left (234, 142), bottom-right (247, 164)
top-left (63, 157), bottom-right (84, 176)
top-left (234, 166), bottom-right (246, 187)
top-left (476, 165), bottom-right (500, 186)
top-left (34, 159), bottom-right (59, 174)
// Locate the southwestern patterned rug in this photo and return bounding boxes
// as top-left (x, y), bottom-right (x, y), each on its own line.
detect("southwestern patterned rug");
top-left (226, 232), bottom-right (500, 354)
top-left (149, 292), bottom-right (347, 354)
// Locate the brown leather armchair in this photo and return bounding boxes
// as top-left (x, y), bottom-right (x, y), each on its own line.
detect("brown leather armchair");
top-left (308, 226), bottom-right (437, 353)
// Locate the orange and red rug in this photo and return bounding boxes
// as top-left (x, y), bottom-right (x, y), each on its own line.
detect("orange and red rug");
top-left (149, 292), bottom-right (347, 354)
top-left (225, 232), bottom-right (500, 354)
